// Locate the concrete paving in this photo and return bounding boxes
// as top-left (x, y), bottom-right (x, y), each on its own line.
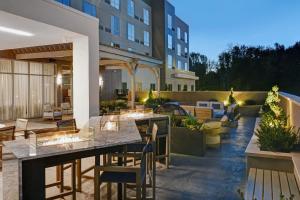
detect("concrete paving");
top-left (156, 117), bottom-right (256, 200)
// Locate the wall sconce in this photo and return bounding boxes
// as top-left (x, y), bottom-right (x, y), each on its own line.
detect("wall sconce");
top-left (99, 75), bottom-right (104, 88)
top-left (56, 73), bottom-right (62, 85)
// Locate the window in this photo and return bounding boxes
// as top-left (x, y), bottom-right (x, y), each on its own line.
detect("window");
top-left (83, 1), bottom-right (96, 17)
top-left (183, 85), bottom-right (188, 91)
top-left (191, 85), bottom-right (194, 91)
top-left (168, 84), bottom-right (173, 91)
top-left (150, 83), bottom-right (156, 91)
top-left (178, 84), bottom-right (181, 91)
top-left (144, 31), bottom-right (150, 46)
top-left (177, 27), bottom-right (181, 39)
top-left (184, 47), bottom-right (188, 54)
top-left (177, 60), bottom-right (181, 69)
top-left (168, 34), bottom-right (173, 49)
top-left (127, 0), bottom-right (135, 17)
top-left (56, 0), bottom-right (70, 6)
top-left (111, 15), bottom-right (120, 36)
top-left (143, 9), bottom-right (149, 25)
top-left (167, 14), bottom-right (172, 29)
top-left (168, 55), bottom-right (173, 68)
top-left (177, 44), bottom-right (181, 56)
top-left (184, 32), bottom-right (188, 43)
top-left (127, 23), bottom-right (135, 41)
top-left (184, 62), bottom-right (188, 71)
top-left (111, 0), bottom-right (119, 9)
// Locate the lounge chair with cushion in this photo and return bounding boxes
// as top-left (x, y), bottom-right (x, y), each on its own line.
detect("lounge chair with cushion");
top-left (61, 102), bottom-right (73, 115)
top-left (210, 102), bottom-right (225, 118)
top-left (43, 104), bottom-right (62, 120)
top-left (196, 101), bottom-right (210, 108)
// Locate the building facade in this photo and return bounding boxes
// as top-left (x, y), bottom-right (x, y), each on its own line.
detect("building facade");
top-left (57, 0), bottom-right (196, 94)
top-left (151, 0), bottom-right (197, 92)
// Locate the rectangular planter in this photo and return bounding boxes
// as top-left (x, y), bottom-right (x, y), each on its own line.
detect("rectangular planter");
top-left (171, 127), bottom-right (206, 157)
top-left (245, 118), bottom-right (294, 174)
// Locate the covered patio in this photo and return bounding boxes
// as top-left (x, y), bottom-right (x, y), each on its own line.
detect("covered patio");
top-left (99, 45), bottom-right (163, 108)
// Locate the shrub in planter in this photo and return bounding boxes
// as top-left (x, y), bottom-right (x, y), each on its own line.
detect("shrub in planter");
top-left (171, 115), bottom-right (206, 157)
top-left (256, 120), bottom-right (298, 152)
top-left (256, 85), bottom-right (298, 152)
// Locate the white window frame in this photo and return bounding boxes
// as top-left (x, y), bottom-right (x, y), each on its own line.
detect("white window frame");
top-left (143, 9), bottom-right (149, 25)
top-left (184, 62), bottom-right (188, 71)
top-left (168, 55), bottom-right (173, 68)
top-left (177, 60), bottom-right (181, 69)
top-left (128, 0), bottom-right (135, 17)
top-left (144, 31), bottom-right (150, 47)
top-left (177, 44), bottom-right (181, 56)
top-left (167, 14), bottom-right (172, 29)
top-left (111, 15), bottom-right (120, 36)
top-left (177, 27), bottom-right (181, 39)
top-left (127, 23), bottom-right (135, 41)
top-left (168, 34), bottom-right (172, 49)
top-left (111, 0), bottom-right (120, 9)
top-left (184, 32), bottom-right (188, 43)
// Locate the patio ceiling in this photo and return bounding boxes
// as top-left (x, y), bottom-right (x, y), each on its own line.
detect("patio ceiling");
top-left (0, 11), bottom-right (81, 52)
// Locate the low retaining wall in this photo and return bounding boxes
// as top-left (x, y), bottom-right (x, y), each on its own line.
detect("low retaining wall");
top-left (137, 91), bottom-right (267, 106)
top-left (279, 92), bottom-right (300, 129)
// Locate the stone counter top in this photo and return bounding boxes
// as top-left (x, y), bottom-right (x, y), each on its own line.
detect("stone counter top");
top-left (3, 116), bottom-right (142, 161)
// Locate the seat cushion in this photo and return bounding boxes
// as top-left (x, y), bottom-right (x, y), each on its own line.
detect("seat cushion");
top-left (100, 171), bottom-right (137, 183)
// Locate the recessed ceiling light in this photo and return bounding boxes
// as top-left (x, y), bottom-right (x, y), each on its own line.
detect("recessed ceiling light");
top-left (0, 26), bottom-right (34, 37)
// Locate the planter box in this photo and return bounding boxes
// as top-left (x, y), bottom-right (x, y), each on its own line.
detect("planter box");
top-left (239, 105), bottom-right (262, 117)
top-left (171, 127), bottom-right (206, 157)
top-left (245, 118), bottom-right (294, 173)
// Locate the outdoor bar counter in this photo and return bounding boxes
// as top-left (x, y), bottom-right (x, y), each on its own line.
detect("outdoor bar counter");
top-left (2, 113), bottom-right (170, 200)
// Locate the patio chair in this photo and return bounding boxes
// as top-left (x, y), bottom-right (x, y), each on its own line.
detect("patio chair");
top-left (43, 104), bottom-right (62, 120)
top-left (210, 102), bottom-right (225, 118)
top-left (61, 102), bottom-right (73, 115)
top-left (0, 126), bottom-right (15, 169)
top-left (94, 124), bottom-right (158, 200)
top-left (195, 107), bottom-right (213, 122)
top-left (196, 101), bottom-right (210, 108)
top-left (14, 118), bottom-right (28, 138)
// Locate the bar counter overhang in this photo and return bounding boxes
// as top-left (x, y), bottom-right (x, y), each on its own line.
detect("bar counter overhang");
top-left (3, 114), bottom-right (170, 200)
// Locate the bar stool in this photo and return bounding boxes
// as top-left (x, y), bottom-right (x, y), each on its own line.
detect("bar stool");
top-left (96, 124), bottom-right (158, 200)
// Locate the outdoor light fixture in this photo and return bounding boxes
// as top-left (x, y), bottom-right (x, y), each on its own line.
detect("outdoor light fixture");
top-left (99, 75), bottom-right (104, 87)
top-left (0, 26), bottom-right (34, 37)
top-left (56, 73), bottom-right (62, 85)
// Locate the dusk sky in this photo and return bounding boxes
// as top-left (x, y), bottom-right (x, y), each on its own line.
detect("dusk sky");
top-left (170, 0), bottom-right (300, 61)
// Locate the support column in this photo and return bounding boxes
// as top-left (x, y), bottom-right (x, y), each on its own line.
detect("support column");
top-left (130, 71), bottom-right (136, 109)
top-left (156, 68), bottom-right (161, 97)
top-left (73, 36), bottom-right (99, 128)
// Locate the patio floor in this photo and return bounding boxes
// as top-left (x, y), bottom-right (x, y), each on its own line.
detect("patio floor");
top-left (156, 117), bottom-right (256, 200)
top-left (0, 117), bottom-right (256, 200)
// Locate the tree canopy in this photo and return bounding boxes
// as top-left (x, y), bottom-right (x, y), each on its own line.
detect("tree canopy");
top-left (189, 42), bottom-right (300, 95)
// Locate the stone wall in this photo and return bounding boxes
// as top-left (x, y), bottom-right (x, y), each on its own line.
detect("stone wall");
top-left (137, 91), bottom-right (267, 105)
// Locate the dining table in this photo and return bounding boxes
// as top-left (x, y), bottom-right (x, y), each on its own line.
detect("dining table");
top-left (2, 116), bottom-right (142, 200)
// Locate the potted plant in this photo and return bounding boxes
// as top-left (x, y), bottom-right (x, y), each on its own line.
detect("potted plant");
top-left (171, 115), bottom-right (206, 157)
